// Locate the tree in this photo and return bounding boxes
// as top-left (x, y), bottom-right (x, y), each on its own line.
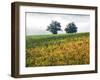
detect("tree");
top-left (47, 20), bottom-right (61, 34)
top-left (65, 22), bottom-right (77, 33)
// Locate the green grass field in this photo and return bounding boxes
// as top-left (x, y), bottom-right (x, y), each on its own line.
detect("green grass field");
top-left (26, 33), bottom-right (90, 67)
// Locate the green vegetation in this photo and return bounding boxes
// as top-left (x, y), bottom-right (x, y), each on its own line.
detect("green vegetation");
top-left (47, 20), bottom-right (62, 34)
top-left (65, 22), bottom-right (77, 33)
top-left (26, 33), bottom-right (90, 67)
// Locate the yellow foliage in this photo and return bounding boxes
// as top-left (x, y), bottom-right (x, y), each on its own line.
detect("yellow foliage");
top-left (26, 33), bottom-right (89, 67)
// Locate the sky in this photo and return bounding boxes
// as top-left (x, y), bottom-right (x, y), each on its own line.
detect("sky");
top-left (26, 12), bottom-right (90, 35)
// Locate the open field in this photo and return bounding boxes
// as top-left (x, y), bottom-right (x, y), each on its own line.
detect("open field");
top-left (26, 33), bottom-right (90, 67)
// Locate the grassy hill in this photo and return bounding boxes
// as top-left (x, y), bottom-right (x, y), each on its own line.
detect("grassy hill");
top-left (26, 33), bottom-right (90, 67)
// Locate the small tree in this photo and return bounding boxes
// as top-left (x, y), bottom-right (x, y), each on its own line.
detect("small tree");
top-left (47, 20), bottom-right (61, 34)
top-left (65, 22), bottom-right (77, 33)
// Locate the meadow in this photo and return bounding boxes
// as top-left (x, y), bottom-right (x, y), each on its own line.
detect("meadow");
top-left (26, 33), bottom-right (90, 67)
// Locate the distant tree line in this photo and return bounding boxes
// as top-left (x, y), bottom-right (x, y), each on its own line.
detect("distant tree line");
top-left (47, 20), bottom-right (77, 34)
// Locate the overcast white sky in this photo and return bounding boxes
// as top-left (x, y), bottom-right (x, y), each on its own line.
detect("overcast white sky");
top-left (26, 12), bottom-right (90, 35)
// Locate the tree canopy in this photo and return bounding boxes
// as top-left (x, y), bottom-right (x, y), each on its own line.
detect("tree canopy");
top-left (65, 22), bottom-right (77, 33)
top-left (47, 20), bottom-right (62, 34)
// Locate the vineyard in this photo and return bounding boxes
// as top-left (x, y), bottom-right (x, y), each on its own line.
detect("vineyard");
top-left (26, 33), bottom-right (89, 67)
